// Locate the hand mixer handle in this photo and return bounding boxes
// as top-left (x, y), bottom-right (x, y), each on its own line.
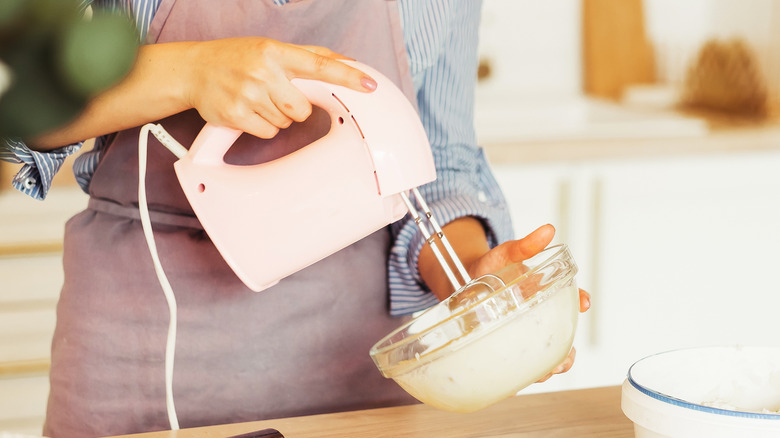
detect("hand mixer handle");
top-left (186, 65), bottom-right (359, 166)
top-left (187, 124), bottom-right (243, 165)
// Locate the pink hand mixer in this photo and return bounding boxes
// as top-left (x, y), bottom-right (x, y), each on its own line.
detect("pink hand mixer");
top-left (165, 60), bottom-right (472, 291)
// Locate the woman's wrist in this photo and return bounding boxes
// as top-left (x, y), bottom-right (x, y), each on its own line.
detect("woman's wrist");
top-left (418, 216), bottom-right (489, 301)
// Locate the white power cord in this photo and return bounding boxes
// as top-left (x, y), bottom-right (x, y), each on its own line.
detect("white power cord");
top-left (138, 123), bottom-right (188, 430)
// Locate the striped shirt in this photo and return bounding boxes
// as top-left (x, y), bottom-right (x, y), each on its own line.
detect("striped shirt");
top-left (0, 0), bottom-right (513, 315)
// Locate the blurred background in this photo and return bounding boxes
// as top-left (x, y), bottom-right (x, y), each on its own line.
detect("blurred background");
top-left (1, 0), bottom-right (780, 434)
top-left (476, 0), bottom-right (780, 396)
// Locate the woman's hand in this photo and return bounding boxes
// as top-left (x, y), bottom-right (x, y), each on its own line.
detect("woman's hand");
top-left (419, 219), bottom-right (591, 382)
top-left (182, 37), bottom-right (376, 139)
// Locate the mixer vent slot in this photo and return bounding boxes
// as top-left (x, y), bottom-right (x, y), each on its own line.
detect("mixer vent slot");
top-left (351, 115), bottom-right (365, 139)
top-left (331, 93), bottom-right (350, 112)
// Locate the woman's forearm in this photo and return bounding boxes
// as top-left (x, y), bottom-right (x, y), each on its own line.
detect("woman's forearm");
top-left (28, 37), bottom-right (377, 151)
top-left (28, 42), bottom-right (197, 150)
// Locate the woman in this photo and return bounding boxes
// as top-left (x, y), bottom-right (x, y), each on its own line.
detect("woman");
top-left (1, 1), bottom-right (589, 436)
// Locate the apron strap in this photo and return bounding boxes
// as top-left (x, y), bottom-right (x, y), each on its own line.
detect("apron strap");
top-left (88, 197), bottom-right (204, 230)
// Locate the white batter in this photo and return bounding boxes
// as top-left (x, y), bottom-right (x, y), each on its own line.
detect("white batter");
top-left (392, 284), bottom-right (579, 412)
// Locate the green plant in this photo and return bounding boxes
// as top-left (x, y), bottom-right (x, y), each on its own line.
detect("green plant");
top-left (0, 0), bottom-right (139, 139)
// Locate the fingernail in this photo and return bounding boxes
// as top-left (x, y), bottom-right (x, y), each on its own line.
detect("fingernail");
top-left (361, 76), bottom-right (377, 91)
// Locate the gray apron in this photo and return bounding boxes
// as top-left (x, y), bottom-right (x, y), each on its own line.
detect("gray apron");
top-left (44, 1), bottom-right (418, 436)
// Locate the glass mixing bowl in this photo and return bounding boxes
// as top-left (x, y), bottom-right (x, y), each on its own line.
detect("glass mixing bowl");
top-left (370, 244), bottom-right (580, 413)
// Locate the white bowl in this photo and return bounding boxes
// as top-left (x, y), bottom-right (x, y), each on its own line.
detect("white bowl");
top-left (621, 346), bottom-right (780, 438)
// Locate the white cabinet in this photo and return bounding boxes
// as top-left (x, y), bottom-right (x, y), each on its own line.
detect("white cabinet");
top-left (492, 148), bottom-right (780, 394)
top-left (0, 186), bottom-right (87, 436)
top-left (491, 163), bottom-right (573, 242)
top-left (0, 256), bottom-right (59, 436)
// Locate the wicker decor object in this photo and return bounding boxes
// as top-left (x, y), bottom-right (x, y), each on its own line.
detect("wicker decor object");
top-left (681, 39), bottom-right (769, 118)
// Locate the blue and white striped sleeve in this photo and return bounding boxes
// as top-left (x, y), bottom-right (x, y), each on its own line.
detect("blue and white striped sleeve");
top-left (0, 139), bottom-right (83, 200)
top-left (388, 0), bottom-right (514, 316)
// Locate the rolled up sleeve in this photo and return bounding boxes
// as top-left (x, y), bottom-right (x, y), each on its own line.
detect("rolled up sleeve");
top-left (388, 0), bottom-right (514, 316)
top-left (1, 138), bottom-right (82, 200)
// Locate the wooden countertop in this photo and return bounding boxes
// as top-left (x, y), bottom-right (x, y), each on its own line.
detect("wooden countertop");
top-left (113, 386), bottom-right (634, 438)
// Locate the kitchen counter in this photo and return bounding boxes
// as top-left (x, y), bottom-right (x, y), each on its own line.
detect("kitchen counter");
top-left (483, 123), bottom-right (780, 165)
top-left (112, 386), bottom-right (633, 438)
